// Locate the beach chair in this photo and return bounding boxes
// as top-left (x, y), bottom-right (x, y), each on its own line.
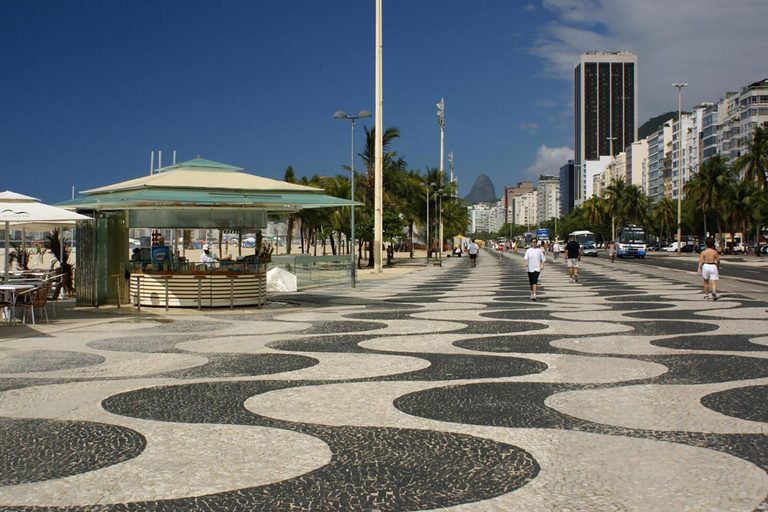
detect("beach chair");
top-left (16, 285), bottom-right (51, 326)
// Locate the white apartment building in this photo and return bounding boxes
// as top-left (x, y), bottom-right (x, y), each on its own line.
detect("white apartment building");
top-left (717, 78), bottom-right (768, 173)
top-left (537, 175), bottom-right (560, 222)
top-left (468, 201), bottom-right (505, 234)
top-left (646, 120), bottom-right (673, 203)
top-left (626, 139), bottom-right (648, 190)
top-left (513, 191), bottom-right (538, 227)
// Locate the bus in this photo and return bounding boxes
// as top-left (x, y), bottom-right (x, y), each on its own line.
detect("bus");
top-left (617, 225), bottom-right (647, 258)
top-left (569, 230), bottom-right (596, 246)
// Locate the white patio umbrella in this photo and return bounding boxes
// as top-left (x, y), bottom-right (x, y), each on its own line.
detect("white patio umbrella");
top-left (0, 191), bottom-right (92, 281)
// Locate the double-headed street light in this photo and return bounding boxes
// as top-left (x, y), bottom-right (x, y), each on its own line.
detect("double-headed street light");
top-left (672, 83), bottom-right (688, 255)
top-left (334, 109), bottom-right (372, 287)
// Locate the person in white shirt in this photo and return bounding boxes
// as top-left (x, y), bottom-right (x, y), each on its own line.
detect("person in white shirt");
top-left (200, 243), bottom-right (218, 268)
top-left (467, 241), bottom-right (479, 268)
top-left (523, 238), bottom-right (546, 300)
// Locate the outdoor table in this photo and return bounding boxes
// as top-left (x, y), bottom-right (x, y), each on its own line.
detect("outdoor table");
top-left (0, 283), bottom-right (36, 326)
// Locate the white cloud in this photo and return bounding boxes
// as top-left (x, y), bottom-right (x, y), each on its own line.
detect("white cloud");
top-left (520, 122), bottom-right (539, 133)
top-left (524, 145), bottom-right (573, 178)
top-left (534, 99), bottom-right (557, 107)
top-left (524, 3), bottom-right (536, 11)
top-left (530, 0), bottom-right (767, 121)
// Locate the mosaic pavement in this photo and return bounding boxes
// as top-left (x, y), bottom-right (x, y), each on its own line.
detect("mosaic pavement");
top-left (2, 251), bottom-right (768, 511)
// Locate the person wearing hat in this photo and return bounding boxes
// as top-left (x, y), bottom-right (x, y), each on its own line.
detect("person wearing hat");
top-left (200, 243), bottom-right (218, 267)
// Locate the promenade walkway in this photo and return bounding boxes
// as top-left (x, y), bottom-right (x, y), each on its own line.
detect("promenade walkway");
top-left (2, 251), bottom-right (768, 511)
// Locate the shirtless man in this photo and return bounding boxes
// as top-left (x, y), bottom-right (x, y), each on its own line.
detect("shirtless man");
top-left (697, 237), bottom-right (720, 300)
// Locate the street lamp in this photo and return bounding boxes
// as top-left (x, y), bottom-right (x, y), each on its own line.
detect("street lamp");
top-left (334, 109), bottom-right (372, 287)
top-left (607, 136), bottom-right (618, 242)
top-left (437, 98), bottom-right (446, 261)
top-left (672, 83), bottom-right (688, 255)
top-left (420, 181), bottom-right (437, 263)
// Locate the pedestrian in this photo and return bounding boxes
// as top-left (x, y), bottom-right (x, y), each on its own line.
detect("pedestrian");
top-left (468, 240), bottom-right (479, 268)
top-left (609, 241), bottom-right (616, 263)
top-left (564, 235), bottom-right (581, 282)
top-left (524, 237), bottom-right (546, 300)
top-left (552, 240), bottom-right (561, 262)
top-left (698, 237), bottom-right (721, 300)
top-left (497, 242), bottom-right (504, 259)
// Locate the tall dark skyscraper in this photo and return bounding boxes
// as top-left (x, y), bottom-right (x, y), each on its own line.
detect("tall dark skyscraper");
top-left (574, 51), bottom-right (638, 204)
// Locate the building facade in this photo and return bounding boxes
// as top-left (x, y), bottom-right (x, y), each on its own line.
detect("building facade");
top-left (537, 175), bottom-right (560, 223)
top-left (513, 191), bottom-right (538, 227)
top-left (504, 182), bottom-right (534, 224)
top-left (468, 201), bottom-right (505, 234)
top-left (559, 160), bottom-right (576, 215)
top-left (574, 51), bottom-right (638, 205)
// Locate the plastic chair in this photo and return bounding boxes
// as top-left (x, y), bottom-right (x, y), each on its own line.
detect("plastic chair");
top-left (15, 285), bottom-right (51, 326)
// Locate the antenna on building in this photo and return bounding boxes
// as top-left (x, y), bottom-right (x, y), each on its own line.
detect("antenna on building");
top-left (150, 151), bottom-right (154, 175)
top-left (158, 150), bottom-right (162, 170)
top-left (173, 150), bottom-right (177, 165)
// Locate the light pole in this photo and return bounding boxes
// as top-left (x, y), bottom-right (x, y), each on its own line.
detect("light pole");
top-left (420, 181), bottom-right (436, 263)
top-left (437, 98), bottom-right (445, 262)
top-left (607, 136), bottom-right (617, 242)
top-left (672, 83), bottom-right (688, 255)
top-left (334, 109), bottom-right (372, 287)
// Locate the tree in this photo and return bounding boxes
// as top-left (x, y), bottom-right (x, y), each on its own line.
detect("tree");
top-left (619, 184), bottom-right (649, 227)
top-left (724, 179), bottom-right (760, 248)
top-left (581, 196), bottom-right (607, 240)
top-left (283, 166), bottom-right (299, 254)
top-left (603, 178), bottom-right (626, 241)
top-left (700, 155), bottom-right (736, 250)
top-left (652, 197), bottom-right (676, 245)
top-left (734, 125), bottom-right (768, 189)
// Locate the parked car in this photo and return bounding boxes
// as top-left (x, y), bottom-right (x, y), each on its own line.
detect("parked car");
top-left (662, 242), bottom-right (686, 252)
top-left (680, 244), bottom-right (695, 253)
top-left (646, 241), bottom-right (659, 252)
top-left (581, 243), bottom-right (599, 257)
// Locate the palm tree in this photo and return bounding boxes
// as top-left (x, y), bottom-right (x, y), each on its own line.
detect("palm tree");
top-left (581, 196), bottom-right (606, 241)
top-left (603, 178), bottom-right (626, 241)
top-left (619, 184), bottom-right (649, 226)
top-left (724, 179), bottom-right (760, 249)
top-left (703, 155), bottom-right (736, 250)
top-left (283, 166), bottom-right (299, 254)
top-left (734, 125), bottom-right (768, 189)
top-left (358, 125), bottom-right (402, 266)
top-left (652, 197), bottom-right (677, 245)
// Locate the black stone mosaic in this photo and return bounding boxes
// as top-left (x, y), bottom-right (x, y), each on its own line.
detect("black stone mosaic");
top-left (450, 320), bottom-right (548, 335)
top-left (301, 320), bottom-right (389, 335)
top-left (156, 353), bottom-right (319, 379)
top-left (701, 385), bottom-right (768, 423)
top-left (455, 334), bottom-right (576, 354)
top-left (266, 334), bottom-right (380, 353)
top-left (87, 335), bottom-right (206, 353)
top-left (374, 353), bottom-right (548, 381)
top-left (0, 351), bottom-right (105, 374)
top-left (651, 334), bottom-right (768, 352)
top-left (616, 320), bottom-right (720, 336)
top-left (0, 418), bottom-right (145, 485)
top-left (93, 381), bottom-right (540, 511)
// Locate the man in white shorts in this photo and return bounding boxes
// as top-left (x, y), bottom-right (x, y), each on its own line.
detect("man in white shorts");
top-left (697, 237), bottom-right (720, 300)
top-left (564, 235), bottom-right (581, 282)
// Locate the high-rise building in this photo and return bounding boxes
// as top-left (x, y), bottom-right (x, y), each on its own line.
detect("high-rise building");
top-left (574, 51), bottom-right (638, 204)
top-left (559, 160), bottom-right (576, 215)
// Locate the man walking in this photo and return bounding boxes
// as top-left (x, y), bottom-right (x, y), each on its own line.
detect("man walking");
top-left (698, 237), bottom-right (721, 300)
top-left (524, 238), bottom-right (546, 300)
top-left (564, 235), bottom-right (581, 282)
top-left (468, 240), bottom-right (478, 268)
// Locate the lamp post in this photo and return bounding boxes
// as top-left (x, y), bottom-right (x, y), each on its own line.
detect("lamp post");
top-left (437, 98), bottom-right (445, 261)
top-left (672, 83), bottom-right (688, 255)
top-left (334, 109), bottom-right (372, 287)
top-left (607, 136), bottom-right (617, 242)
top-left (420, 181), bottom-right (436, 263)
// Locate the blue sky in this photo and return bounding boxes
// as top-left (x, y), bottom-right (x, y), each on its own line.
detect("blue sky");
top-left (1, 0), bottom-right (765, 204)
